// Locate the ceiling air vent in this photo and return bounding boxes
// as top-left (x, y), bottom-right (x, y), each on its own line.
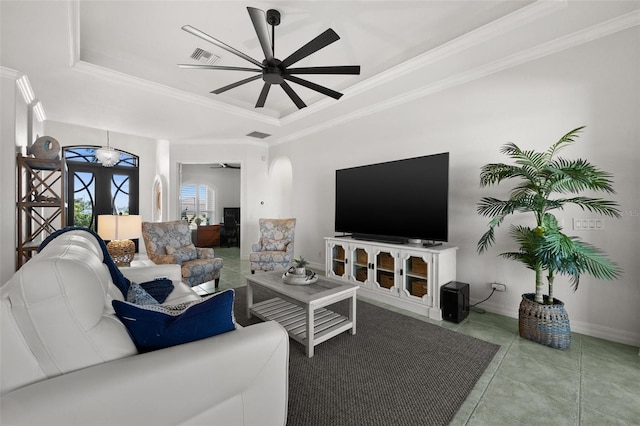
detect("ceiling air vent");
top-left (190, 47), bottom-right (221, 65)
top-left (247, 131), bottom-right (271, 139)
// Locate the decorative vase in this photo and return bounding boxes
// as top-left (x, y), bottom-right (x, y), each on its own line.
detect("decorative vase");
top-left (295, 267), bottom-right (306, 276)
top-left (28, 136), bottom-right (61, 160)
top-left (518, 293), bottom-right (571, 350)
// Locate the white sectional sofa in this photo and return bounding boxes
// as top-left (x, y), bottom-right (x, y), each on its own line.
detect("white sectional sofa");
top-left (0, 229), bottom-right (289, 425)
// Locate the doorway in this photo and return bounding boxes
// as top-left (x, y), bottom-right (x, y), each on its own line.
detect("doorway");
top-left (179, 163), bottom-right (241, 247)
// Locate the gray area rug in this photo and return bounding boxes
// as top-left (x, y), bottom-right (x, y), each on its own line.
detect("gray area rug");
top-left (232, 285), bottom-right (499, 426)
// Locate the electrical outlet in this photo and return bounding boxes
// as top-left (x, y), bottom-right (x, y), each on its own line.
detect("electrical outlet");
top-left (573, 218), bottom-right (604, 231)
top-left (491, 282), bottom-right (507, 292)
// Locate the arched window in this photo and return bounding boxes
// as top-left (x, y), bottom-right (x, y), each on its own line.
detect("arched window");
top-left (63, 146), bottom-right (139, 230)
top-left (180, 183), bottom-right (215, 229)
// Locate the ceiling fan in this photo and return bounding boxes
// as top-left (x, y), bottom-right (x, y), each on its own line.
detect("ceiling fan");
top-left (210, 163), bottom-right (241, 169)
top-left (178, 7), bottom-right (360, 109)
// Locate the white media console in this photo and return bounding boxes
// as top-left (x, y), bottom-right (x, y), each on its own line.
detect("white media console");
top-left (325, 237), bottom-right (458, 320)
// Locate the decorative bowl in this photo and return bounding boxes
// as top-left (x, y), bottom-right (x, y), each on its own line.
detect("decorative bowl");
top-left (282, 269), bottom-right (318, 285)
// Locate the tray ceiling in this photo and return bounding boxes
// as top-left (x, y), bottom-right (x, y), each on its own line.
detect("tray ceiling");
top-left (1, 1), bottom-right (637, 143)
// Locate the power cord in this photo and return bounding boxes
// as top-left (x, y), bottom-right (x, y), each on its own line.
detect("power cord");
top-left (467, 288), bottom-right (496, 314)
top-left (471, 288), bottom-right (495, 307)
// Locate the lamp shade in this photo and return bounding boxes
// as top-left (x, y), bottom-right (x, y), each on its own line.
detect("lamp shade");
top-left (97, 215), bottom-right (142, 241)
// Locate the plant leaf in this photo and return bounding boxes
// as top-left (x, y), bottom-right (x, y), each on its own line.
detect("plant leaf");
top-left (477, 126), bottom-right (622, 289)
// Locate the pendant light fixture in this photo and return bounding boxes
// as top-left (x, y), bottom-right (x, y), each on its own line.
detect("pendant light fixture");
top-left (95, 130), bottom-right (120, 167)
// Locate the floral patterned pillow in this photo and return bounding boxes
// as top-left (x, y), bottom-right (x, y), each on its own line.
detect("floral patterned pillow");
top-left (166, 244), bottom-right (198, 264)
top-left (262, 238), bottom-right (288, 251)
top-left (126, 281), bottom-right (159, 306)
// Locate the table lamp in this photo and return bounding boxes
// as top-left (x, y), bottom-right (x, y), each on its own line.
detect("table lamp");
top-left (97, 214), bottom-right (142, 267)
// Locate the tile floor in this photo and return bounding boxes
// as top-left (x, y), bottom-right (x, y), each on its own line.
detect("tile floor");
top-left (195, 247), bottom-right (640, 426)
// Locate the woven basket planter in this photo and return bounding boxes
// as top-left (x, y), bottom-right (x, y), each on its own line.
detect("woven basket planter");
top-left (518, 293), bottom-right (571, 350)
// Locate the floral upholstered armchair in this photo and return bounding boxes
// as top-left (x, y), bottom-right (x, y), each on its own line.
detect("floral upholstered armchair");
top-left (142, 220), bottom-right (223, 288)
top-left (249, 218), bottom-right (296, 273)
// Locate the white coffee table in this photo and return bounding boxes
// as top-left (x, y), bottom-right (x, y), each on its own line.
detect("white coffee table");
top-left (246, 270), bottom-right (358, 357)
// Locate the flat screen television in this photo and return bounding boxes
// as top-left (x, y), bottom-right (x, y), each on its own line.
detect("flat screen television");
top-left (335, 152), bottom-right (449, 245)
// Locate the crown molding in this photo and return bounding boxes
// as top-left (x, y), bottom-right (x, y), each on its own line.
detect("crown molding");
top-left (66, 0), bottom-right (279, 127)
top-left (59, 0), bottom-right (638, 145)
top-left (62, 0), bottom-right (567, 132)
top-left (67, 0), bottom-right (80, 67)
top-left (0, 66), bottom-right (22, 80)
top-left (273, 9), bottom-right (640, 146)
top-left (279, 0), bottom-right (568, 127)
top-left (170, 137), bottom-right (267, 147)
top-left (71, 60), bottom-right (281, 127)
top-left (0, 68), bottom-right (47, 121)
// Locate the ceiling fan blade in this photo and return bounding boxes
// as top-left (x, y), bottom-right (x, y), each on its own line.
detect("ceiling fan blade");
top-left (211, 75), bottom-right (262, 94)
top-left (247, 7), bottom-right (274, 61)
top-left (255, 83), bottom-right (271, 108)
top-left (282, 74), bottom-right (343, 100)
top-left (285, 65), bottom-right (361, 75)
top-left (280, 29), bottom-right (340, 69)
top-left (178, 64), bottom-right (262, 72)
top-left (182, 25), bottom-right (264, 69)
top-left (280, 81), bottom-right (307, 109)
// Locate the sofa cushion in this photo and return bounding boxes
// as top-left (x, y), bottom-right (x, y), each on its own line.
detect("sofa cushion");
top-left (112, 289), bottom-right (236, 353)
top-left (262, 238), bottom-right (288, 251)
top-left (166, 244), bottom-right (198, 264)
top-left (1, 298), bottom-right (47, 394)
top-left (38, 227), bottom-right (132, 297)
top-left (4, 230), bottom-right (138, 386)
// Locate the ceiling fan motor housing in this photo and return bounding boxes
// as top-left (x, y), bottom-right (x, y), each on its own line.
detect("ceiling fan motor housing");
top-left (263, 58), bottom-right (284, 84)
top-left (266, 9), bottom-right (281, 26)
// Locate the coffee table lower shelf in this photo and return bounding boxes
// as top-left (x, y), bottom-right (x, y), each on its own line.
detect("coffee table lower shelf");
top-left (250, 297), bottom-right (353, 351)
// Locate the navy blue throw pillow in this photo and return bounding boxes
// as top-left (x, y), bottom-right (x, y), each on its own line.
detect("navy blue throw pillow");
top-left (139, 278), bottom-right (174, 303)
top-left (112, 289), bottom-right (236, 353)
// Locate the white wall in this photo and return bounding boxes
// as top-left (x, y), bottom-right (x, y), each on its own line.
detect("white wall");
top-left (0, 68), bottom-right (43, 284)
top-left (270, 27), bottom-right (640, 345)
top-left (0, 69), bottom-right (20, 284)
top-left (154, 139), bottom-right (171, 222)
top-left (269, 157), bottom-right (294, 218)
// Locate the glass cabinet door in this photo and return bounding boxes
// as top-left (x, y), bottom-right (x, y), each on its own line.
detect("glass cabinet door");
top-left (351, 247), bottom-right (369, 284)
top-left (330, 243), bottom-right (347, 278)
top-left (402, 253), bottom-right (431, 301)
top-left (374, 250), bottom-right (396, 291)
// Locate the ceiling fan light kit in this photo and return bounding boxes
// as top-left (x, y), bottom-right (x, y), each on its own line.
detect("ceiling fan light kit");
top-left (179, 7), bottom-right (360, 109)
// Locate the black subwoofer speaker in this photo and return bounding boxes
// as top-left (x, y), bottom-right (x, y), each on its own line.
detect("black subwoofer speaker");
top-left (441, 281), bottom-right (469, 323)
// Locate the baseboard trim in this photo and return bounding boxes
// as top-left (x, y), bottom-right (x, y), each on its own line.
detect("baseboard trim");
top-left (569, 319), bottom-right (640, 348)
top-left (471, 298), bottom-right (640, 347)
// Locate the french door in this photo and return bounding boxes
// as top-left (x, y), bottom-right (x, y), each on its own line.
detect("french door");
top-left (64, 146), bottom-right (139, 232)
top-left (67, 164), bottom-right (139, 229)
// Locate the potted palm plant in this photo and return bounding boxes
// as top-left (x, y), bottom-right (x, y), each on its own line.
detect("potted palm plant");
top-left (477, 126), bottom-right (621, 349)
